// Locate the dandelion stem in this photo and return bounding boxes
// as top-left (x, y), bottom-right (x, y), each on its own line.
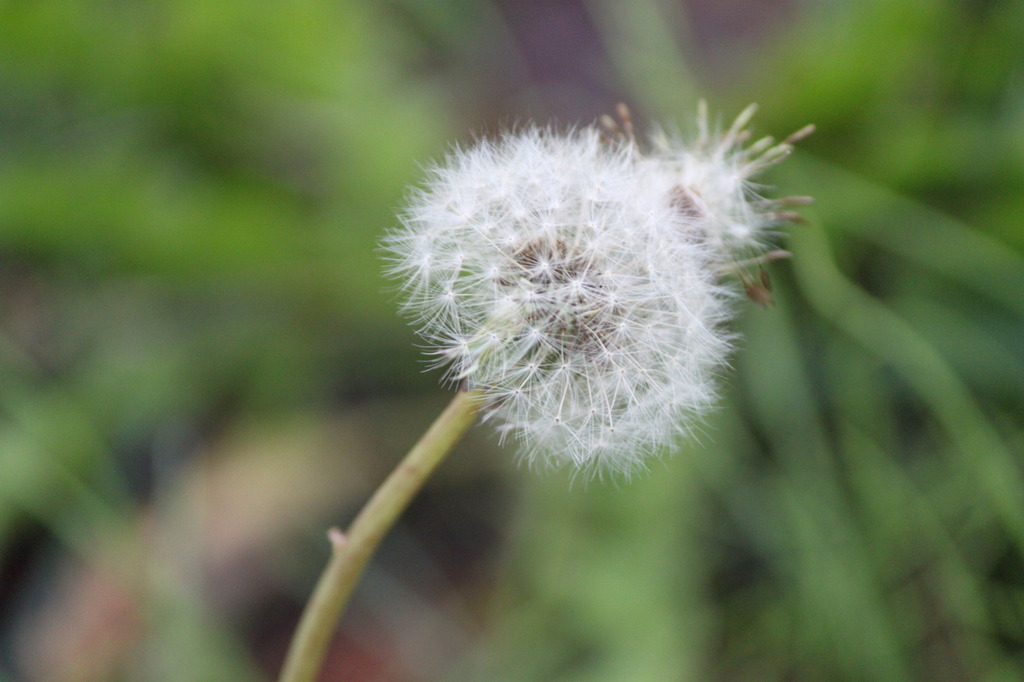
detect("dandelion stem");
top-left (278, 388), bottom-right (484, 682)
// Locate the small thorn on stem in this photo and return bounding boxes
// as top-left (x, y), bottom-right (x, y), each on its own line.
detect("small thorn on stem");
top-left (327, 527), bottom-right (348, 549)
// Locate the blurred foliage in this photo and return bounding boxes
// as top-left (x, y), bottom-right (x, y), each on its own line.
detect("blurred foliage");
top-left (1, 0), bottom-right (1023, 681)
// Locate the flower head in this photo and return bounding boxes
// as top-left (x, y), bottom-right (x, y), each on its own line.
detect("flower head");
top-left (384, 105), bottom-right (810, 477)
top-left (648, 102), bottom-right (814, 260)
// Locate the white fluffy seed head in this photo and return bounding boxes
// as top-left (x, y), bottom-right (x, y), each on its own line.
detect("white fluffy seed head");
top-left (383, 106), bottom-right (808, 477)
top-left (649, 102), bottom-right (812, 263)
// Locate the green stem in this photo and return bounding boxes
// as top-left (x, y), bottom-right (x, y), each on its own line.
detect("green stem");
top-left (278, 388), bottom-right (484, 682)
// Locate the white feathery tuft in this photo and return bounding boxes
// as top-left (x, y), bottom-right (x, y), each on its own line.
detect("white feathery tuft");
top-left (383, 105), bottom-right (810, 477)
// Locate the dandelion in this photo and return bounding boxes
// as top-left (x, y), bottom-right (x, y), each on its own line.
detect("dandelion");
top-left (280, 104), bottom-right (811, 682)
top-left (383, 104), bottom-right (811, 476)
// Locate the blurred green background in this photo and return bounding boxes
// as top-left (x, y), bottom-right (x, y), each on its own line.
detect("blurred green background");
top-left (1, 1), bottom-right (1022, 680)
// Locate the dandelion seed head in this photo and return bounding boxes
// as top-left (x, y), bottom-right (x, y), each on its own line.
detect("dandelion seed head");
top-left (650, 104), bottom-right (806, 264)
top-left (383, 106), bottom-right (809, 477)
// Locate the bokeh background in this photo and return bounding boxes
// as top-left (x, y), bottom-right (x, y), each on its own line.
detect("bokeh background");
top-left (1, 1), bottom-right (1023, 680)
